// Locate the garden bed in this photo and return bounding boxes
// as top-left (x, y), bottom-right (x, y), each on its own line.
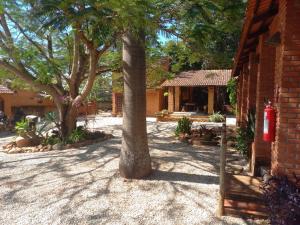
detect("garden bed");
top-left (2, 131), bottom-right (113, 154)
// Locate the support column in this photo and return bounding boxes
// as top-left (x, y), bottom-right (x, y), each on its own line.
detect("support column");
top-left (241, 63), bottom-right (249, 125)
top-left (253, 34), bottom-right (276, 173)
top-left (168, 87), bottom-right (174, 112)
top-left (237, 73), bottom-right (243, 125)
top-left (248, 53), bottom-right (258, 112)
top-left (208, 86), bottom-right (215, 114)
top-left (175, 86), bottom-right (181, 111)
top-left (248, 53), bottom-right (259, 174)
top-left (271, 0), bottom-right (300, 178)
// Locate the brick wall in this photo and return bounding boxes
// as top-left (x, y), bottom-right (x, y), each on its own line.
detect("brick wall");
top-left (112, 92), bottom-right (123, 116)
top-left (247, 53), bottom-right (258, 111)
top-left (253, 34), bottom-right (276, 164)
top-left (271, 0), bottom-right (300, 177)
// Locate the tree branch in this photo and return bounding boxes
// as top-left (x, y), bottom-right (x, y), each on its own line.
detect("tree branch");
top-left (70, 31), bottom-right (80, 84)
top-left (0, 60), bottom-right (59, 98)
top-left (0, 14), bottom-right (13, 45)
top-left (73, 48), bottom-right (98, 106)
top-left (5, 12), bottom-right (65, 83)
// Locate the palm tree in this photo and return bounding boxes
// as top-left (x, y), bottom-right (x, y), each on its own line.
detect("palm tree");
top-left (119, 30), bottom-right (152, 178)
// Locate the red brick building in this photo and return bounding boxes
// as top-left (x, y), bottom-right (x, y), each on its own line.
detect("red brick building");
top-left (234, 0), bottom-right (300, 178)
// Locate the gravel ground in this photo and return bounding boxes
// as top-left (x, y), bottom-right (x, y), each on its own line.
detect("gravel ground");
top-left (1, 116), bottom-right (257, 225)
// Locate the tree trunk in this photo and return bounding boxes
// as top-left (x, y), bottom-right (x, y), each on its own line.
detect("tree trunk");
top-left (57, 103), bottom-right (77, 138)
top-left (119, 30), bottom-right (152, 179)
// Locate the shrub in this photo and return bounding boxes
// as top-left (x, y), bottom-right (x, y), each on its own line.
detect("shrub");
top-left (175, 117), bottom-right (192, 136)
top-left (15, 119), bottom-right (30, 136)
top-left (67, 126), bottom-right (88, 144)
top-left (227, 78), bottom-right (237, 106)
top-left (209, 112), bottom-right (225, 122)
top-left (262, 175), bottom-right (300, 225)
top-left (236, 109), bottom-right (256, 158)
top-left (236, 127), bottom-right (251, 157)
top-left (43, 135), bottom-right (61, 145)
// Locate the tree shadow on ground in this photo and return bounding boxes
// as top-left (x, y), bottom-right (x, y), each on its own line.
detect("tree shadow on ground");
top-left (147, 169), bottom-right (219, 184)
top-left (0, 120), bottom-right (257, 225)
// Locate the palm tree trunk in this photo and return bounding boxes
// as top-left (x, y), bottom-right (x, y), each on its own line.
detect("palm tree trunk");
top-left (119, 30), bottom-right (152, 178)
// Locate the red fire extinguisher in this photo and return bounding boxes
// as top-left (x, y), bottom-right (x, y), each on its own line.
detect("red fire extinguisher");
top-left (263, 101), bottom-right (276, 142)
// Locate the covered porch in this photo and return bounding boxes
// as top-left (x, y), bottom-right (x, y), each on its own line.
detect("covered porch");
top-left (161, 70), bottom-right (231, 115)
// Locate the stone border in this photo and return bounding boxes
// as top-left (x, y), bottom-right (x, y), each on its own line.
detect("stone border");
top-left (2, 134), bottom-right (113, 154)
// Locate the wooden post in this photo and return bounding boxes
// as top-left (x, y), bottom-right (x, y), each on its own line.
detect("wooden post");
top-left (175, 86), bottom-right (181, 111)
top-left (208, 86), bottom-right (215, 114)
top-left (168, 87), bottom-right (175, 113)
top-left (218, 123), bottom-right (227, 217)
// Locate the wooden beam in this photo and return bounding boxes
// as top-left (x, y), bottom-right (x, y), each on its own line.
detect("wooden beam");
top-left (248, 27), bottom-right (269, 39)
top-left (252, 8), bottom-right (278, 24)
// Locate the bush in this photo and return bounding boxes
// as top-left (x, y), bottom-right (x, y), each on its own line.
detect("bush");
top-left (262, 175), bottom-right (300, 225)
top-left (43, 135), bottom-right (61, 145)
top-left (227, 78), bottom-right (237, 106)
top-left (236, 127), bottom-right (251, 157)
top-left (209, 112), bottom-right (225, 122)
top-left (236, 109), bottom-right (256, 158)
top-left (67, 126), bottom-right (88, 144)
top-left (15, 119), bottom-right (30, 136)
top-left (175, 117), bottom-right (192, 136)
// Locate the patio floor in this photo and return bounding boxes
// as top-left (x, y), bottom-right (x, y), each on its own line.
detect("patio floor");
top-left (0, 116), bottom-right (259, 225)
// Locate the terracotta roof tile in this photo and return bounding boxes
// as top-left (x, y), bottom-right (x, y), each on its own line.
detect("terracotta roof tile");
top-left (0, 85), bottom-right (14, 94)
top-left (161, 70), bottom-right (231, 87)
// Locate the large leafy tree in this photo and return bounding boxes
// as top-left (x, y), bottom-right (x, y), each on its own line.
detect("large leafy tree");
top-left (0, 1), bottom-right (118, 137)
top-left (159, 0), bottom-right (246, 71)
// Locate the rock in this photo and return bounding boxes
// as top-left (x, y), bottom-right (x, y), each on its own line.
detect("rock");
top-left (263, 174), bottom-right (272, 183)
top-left (65, 144), bottom-right (72, 149)
top-left (227, 140), bottom-right (236, 147)
top-left (106, 134), bottom-right (113, 139)
top-left (8, 147), bottom-right (22, 154)
top-left (52, 143), bottom-right (63, 150)
top-left (16, 136), bottom-right (31, 148)
top-left (16, 136), bottom-right (40, 148)
top-left (37, 144), bottom-right (43, 149)
top-left (47, 145), bottom-right (52, 151)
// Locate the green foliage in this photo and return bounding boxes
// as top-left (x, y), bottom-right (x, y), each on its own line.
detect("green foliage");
top-left (175, 117), bottom-right (192, 136)
top-left (236, 127), bottom-right (251, 157)
top-left (247, 108), bottom-right (256, 140)
top-left (43, 136), bottom-right (61, 146)
top-left (209, 112), bottom-right (225, 122)
top-left (162, 41), bottom-right (203, 73)
top-left (15, 119), bottom-right (30, 136)
top-left (227, 78), bottom-right (237, 106)
top-left (36, 112), bottom-right (59, 137)
top-left (67, 126), bottom-right (88, 144)
top-left (236, 109), bottom-right (256, 158)
top-left (87, 75), bottom-right (112, 102)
